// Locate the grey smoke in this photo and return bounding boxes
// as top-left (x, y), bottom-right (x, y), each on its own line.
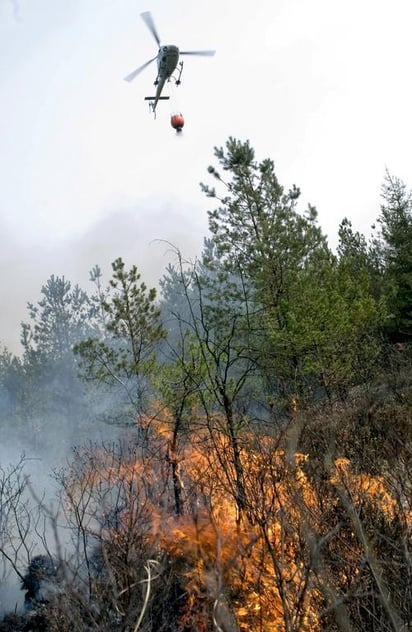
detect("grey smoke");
top-left (9, 0), bottom-right (22, 22)
top-left (0, 198), bottom-right (207, 354)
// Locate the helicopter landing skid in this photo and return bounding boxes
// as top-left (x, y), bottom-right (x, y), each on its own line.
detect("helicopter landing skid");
top-left (175, 61), bottom-right (184, 86)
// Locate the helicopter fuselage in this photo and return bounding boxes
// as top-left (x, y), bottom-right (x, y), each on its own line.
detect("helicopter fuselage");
top-left (156, 45), bottom-right (179, 80)
top-left (146, 45), bottom-right (180, 112)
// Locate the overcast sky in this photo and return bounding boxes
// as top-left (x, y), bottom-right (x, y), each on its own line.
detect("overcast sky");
top-left (1, 0), bottom-right (412, 352)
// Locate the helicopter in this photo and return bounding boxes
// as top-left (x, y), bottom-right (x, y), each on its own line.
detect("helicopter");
top-left (124, 12), bottom-right (215, 113)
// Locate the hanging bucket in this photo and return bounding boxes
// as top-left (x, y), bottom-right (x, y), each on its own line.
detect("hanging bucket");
top-left (171, 113), bottom-right (184, 132)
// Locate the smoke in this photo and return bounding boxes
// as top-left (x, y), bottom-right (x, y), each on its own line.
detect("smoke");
top-left (0, 198), bottom-right (207, 355)
top-left (0, 389), bottom-right (135, 617)
top-left (8, 0), bottom-right (22, 22)
top-left (0, 193), bottom-right (208, 615)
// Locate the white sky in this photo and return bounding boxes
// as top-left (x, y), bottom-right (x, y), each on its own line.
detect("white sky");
top-left (1, 0), bottom-right (412, 352)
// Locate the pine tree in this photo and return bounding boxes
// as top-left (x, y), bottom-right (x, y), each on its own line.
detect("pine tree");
top-left (75, 258), bottom-right (166, 417)
top-left (202, 138), bottom-right (385, 403)
top-left (378, 170), bottom-right (412, 340)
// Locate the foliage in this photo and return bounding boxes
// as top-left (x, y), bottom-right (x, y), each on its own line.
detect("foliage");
top-left (75, 258), bottom-right (166, 416)
top-left (377, 170), bottom-right (412, 340)
top-left (0, 348), bottom-right (24, 417)
top-left (15, 274), bottom-right (99, 418)
top-left (21, 275), bottom-right (96, 362)
top-left (201, 138), bottom-right (386, 405)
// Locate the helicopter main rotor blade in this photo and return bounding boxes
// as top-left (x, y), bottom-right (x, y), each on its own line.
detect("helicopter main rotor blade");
top-left (140, 11), bottom-right (161, 47)
top-left (123, 56), bottom-right (157, 82)
top-left (179, 50), bottom-right (216, 56)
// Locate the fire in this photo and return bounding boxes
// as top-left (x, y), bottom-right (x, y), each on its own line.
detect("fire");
top-left (59, 408), bottom-right (408, 631)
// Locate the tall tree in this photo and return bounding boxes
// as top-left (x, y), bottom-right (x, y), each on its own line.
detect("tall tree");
top-left (378, 170), bottom-right (412, 340)
top-left (19, 275), bottom-right (97, 416)
top-left (75, 258), bottom-right (166, 418)
top-left (335, 218), bottom-right (387, 383)
top-left (21, 275), bottom-right (96, 361)
top-left (0, 347), bottom-right (24, 418)
top-left (201, 138), bottom-right (384, 403)
top-left (157, 242), bottom-right (262, 516)
top-left (202, 138), bottom-right (325, 306)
